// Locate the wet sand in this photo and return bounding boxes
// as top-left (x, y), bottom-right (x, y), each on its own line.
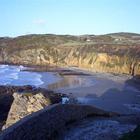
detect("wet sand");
top-left (46, 68), bottom-right (140, 115)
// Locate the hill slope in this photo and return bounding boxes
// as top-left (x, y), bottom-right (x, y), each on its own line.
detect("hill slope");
top-left (0, 33), bottom-right (140, 75)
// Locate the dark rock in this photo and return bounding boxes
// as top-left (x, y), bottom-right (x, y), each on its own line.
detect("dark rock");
top-left (0, 104), bottom-right (117, 140)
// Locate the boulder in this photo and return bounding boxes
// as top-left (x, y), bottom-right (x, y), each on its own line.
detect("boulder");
top-left (2, 92), bottom-right (51, 130)
top-left (0, 85), bottom-right (34, 130)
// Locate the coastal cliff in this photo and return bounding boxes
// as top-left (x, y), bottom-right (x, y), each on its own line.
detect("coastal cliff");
top-left (0, 33), bottom-right (140, 75)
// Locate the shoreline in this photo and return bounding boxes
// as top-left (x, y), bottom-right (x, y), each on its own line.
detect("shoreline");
top-left (1, 61), bottom-right (139, 77)
top-left (0, 64), bottom-right (140, 115)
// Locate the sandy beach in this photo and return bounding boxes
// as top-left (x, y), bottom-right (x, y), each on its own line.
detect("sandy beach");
top-left (47, 67), bottom-right (140, 115)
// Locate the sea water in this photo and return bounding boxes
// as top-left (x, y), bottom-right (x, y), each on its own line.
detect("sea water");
top-left (0, 65), bottom-right (60, 87)
top-left (0, 64), bottom-right (94, 90)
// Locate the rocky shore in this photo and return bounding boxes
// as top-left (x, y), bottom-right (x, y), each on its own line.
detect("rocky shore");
top-left (0, 85), bottom-right (64, 131)
top-left (0, 83), bottom-right (140, 139)
top-left (1, 103), bottom-right (140, 140)
top-left (0, 103), bottom-right (118, 140)
top-left (0, 64), bottom-right (140, 139)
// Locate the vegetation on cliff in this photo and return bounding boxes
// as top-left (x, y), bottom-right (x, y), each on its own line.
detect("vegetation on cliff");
top-left (0, 32), bottom-right (140, 75)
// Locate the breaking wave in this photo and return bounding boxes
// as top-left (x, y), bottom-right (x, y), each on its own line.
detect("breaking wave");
top-left (0, 65), bottom-right (44, 86)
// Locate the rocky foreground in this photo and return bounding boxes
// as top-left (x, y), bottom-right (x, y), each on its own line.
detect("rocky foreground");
top-left (0, 85), bottom-right (64, 131)
top-left (0, 102), bottom-right (140, 140)
top-left (0, 85), bottom-right (140, 140)
top-left (0, 103), bottom-right (118, 140)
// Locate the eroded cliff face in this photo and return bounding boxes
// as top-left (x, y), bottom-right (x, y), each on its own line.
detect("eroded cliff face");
top-left (1, 47), bottom-right (139, 75)
top-left (0, 33), bottom-right (140, 75)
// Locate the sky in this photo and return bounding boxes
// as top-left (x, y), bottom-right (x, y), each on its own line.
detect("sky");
top-left (0, 0), bottom-right (140, 37)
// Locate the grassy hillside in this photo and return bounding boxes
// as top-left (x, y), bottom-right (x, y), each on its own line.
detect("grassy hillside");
top-left (0, 33), bottom-right (140, 75)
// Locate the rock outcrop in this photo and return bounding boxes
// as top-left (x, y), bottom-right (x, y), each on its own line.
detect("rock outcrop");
top-left (0, 33), bottom-right (140, 75)
top-left (0, 85), bottom-right (34, 130)
top-left (2, 92), bottom-right (51, 130)
top-left (0, 85), bottom-right (63, 131)
top-left (0, 104), bottom-right (117, 140)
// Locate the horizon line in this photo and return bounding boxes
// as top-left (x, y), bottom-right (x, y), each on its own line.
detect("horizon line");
top-left (1, 31), bottom-right (140, 38)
